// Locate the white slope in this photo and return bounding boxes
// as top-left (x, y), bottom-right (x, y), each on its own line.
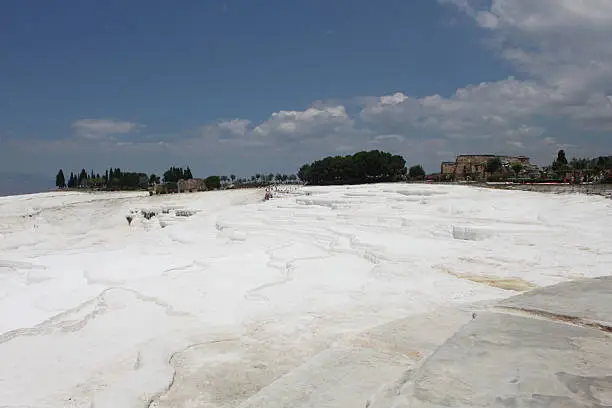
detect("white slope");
top-left (0, 185), bottom-right (610, 407)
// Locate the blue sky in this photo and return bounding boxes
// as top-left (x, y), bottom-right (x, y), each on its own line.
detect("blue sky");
top-left (1, 0), bottom-right (611, 191)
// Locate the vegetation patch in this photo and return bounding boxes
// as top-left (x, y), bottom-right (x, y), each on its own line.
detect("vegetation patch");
top-left (297, 150), bottom-right (407, 186)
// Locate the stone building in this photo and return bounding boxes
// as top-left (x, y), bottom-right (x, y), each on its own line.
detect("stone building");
top-left (512, 156), bottom-right (530, 165)
top-left (178, 178), bottom-right (207, 193)
top-left (441, 154), bottom-right (533, 181)
top-left (441, 162), bottom-right (457, 177)
top-left (153, 182), bottom-right (179, 194)
top-left (455, 155), bottom-right (496, 180)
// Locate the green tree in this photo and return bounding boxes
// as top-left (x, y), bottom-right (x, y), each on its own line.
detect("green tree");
top-left (163, 166), bottom-right (188, 182)
top-left (593, 156), bottom-right (612, 170)
top-left (56, 169), bottom-right (66, 188)
top-left (408, 165), bottom-right (426, 180)
top-left (298, 150), bottom-right (406, 185)
top-left (149, 174), bottom-right (160, 185)
top-left (486, 157), bottom-right (502, 174)
top-left (205, 175), bottom-right (221, 189)
top-left (511, 163), bottom-right (523, 176)
top-left (67, 172), bottom-right (75, 188)
top-left (557, 149), bottom-right (568, 166)
top-left (552, 149), bottom-right (569, 173)
top-left (297, 164), bottom-right (311, 182)
top-left (230, 174), bottom-right (236, 183)
top-left (78, 169), bottom-right (88, 187)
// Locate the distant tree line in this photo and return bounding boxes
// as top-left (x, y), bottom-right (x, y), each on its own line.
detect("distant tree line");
top-left (55, 167), bottom-right (191, 191)
top-left (55, 165), bottom-right (302, 191)
top-left (548, 150), bottom-right (612, 183)
top-left (213, 173), bottom-right (300, 187)
top-left (55, 168), bottom-right (150, 190)
top-left (297, 150), bottom-right (409, 185)
top-left (552, 150), bottom-right (612, 173)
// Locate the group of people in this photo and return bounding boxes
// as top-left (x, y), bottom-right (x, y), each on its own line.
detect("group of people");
top-left (264, 185), bottom-right (297, 200)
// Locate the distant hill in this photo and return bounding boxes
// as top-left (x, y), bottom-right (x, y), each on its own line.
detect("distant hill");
top-left (0, 173), bottom-right (53, 197)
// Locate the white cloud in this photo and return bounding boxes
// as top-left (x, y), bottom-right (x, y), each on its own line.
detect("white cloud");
top-left (475, 11), bottom-right (499, 28)
top-left (253, 105), bottom-right (353, 140)
top-left (373, 134), bottom-right (405, 143)
top-left (442, 0), bottom-right (612, 114)
top-left (489, 0), bottom-right (612, 31)
top-left (358, 0), bottom-right (612, 155)
top-left (198, 105), bottom-right (354, 143)
top-left (543, 136), bottom-right (556, 145)
top-left (216, 119), bottom-right (251, 137)
top-left (505, 125), bottom-right (544, 138)
top-left (507, 140), bottom-right (524, 149)
top-left (72, 119), bottom-right (144, 140)
top-left (194, 105), bottom-right (359, 154)
top-left (361, 79), bottom-right (558, 140)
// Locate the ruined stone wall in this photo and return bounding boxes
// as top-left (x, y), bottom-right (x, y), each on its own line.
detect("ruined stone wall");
top-left (441, 162), bottom-right (457, 175)
top-left (455, 155), bottom-right (494, 179)
top-left (178, 178), bottom-right (207, 192)
top-left (503, 156), bottom-right (530, 165)
top-left (441, 155), bottom-right (533, 181)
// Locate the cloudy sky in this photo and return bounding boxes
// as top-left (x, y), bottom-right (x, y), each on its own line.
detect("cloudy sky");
top-left (2, 0), bottom-right (611, 189)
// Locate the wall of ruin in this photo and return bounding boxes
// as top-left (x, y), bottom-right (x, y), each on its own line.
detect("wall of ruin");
top-left (441, 162), bottom-right (457, 175)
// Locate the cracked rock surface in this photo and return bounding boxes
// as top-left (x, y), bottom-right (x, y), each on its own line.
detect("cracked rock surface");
top-left (368, 276), bottom-right (612, 408)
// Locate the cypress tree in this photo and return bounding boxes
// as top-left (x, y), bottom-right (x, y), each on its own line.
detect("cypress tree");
top-left (56, 169), bottom-right (66, 188)
top-left (79, 169), bottom-right (87, 186)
